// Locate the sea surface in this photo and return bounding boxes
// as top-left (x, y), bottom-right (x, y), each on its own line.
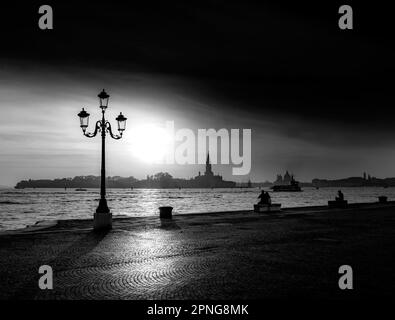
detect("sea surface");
top-left (0, 187), bottom-right (394, 231)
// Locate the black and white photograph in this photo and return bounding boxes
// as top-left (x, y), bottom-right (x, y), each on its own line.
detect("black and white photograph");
top-left (0, 1), bottom-right (394, 316)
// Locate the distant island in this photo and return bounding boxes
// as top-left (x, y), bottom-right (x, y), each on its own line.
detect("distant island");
top-left (15, 153), bottom-right (236, 189)
top-left (14, 168), bottom-right (395, 190)
top-left (312, 172), bottom-right (395, 188)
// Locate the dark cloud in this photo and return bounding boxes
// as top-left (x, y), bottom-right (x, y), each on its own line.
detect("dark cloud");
top-left (2, 1), bottom-right (392, 126)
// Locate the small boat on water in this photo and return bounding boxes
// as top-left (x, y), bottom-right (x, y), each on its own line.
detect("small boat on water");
top-left (271, 178), bottom-right (302, 192)
top-left (75, 188), bottom-right (87, 191)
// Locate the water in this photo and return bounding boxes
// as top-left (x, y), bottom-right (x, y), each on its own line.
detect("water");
top-left (0, 187), bottom-right (394, 231)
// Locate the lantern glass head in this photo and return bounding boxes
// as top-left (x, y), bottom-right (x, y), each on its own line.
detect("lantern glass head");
top-left (78, 108), bottom-right (90, 131)
top-left (115, 112), bottom-right (127, 132)
top-left (98, 89), bottom-right (110, 109)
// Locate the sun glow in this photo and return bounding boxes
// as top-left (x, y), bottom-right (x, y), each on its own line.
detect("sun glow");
top-left (129, 124), bottom-right (172, 163)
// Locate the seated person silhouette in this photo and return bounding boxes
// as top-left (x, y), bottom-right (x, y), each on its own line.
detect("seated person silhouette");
top-left (258, 191), bottom-right (271, 205)
top-left (336, 190), bottom-right (344, 201)
top-left (255, 190), bottom-right (281, 212)
top-left (328, 189), bottom-right (347, 208)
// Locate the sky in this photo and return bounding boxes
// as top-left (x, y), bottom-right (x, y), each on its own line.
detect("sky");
top-left (0, 1), bottom-right (394, 186)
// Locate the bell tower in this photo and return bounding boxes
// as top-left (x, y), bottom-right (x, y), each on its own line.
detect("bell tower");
top-left (205, 152), bottom-right (213, 176)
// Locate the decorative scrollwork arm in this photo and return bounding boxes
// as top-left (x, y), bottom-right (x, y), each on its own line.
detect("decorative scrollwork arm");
top-left (105, 121), bottom-right (123, 140)
top-left (83, 121), bottom-right (102, 138)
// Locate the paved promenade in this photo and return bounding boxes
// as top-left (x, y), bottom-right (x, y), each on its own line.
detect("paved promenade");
top-left (0, 203), bottom-right (394, 299)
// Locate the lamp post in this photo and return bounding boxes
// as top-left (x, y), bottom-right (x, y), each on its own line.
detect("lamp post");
top-left (78, 89), bottom-right (127, 230)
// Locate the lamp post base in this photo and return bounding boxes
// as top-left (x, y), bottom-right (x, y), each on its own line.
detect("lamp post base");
top-left (94, 198), bottom-right (111, 230)
top-left (93, 211), bottom-right (112, 230)
top-left (96, 198), bottom-right (110, 214)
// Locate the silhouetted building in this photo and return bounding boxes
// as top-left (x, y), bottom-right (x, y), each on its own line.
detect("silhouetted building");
top-left (192, 153), bottom-right (236, 188)
top-left (283, 171), bottom-right (292, 184)
top-left (274, 170), bottom-right (294, 185)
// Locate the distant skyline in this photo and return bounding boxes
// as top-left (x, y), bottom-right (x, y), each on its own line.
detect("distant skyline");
top-left (1, 2), bottom-right (394, 186)
top-left (14, 169), bottom-right (395, 188)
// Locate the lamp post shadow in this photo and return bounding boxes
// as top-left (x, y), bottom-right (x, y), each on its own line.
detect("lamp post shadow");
top-left (13, 229), bottom-right (110, 300)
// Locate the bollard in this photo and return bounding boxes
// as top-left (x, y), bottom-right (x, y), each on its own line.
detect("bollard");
top-left (159, 206), bottom-right (173, 219)
top-left (378, 196), bottom-right (388, 203)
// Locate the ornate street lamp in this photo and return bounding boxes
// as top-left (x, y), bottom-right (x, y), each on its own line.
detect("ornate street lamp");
top-left (77, 89), bottom-right (127, 230)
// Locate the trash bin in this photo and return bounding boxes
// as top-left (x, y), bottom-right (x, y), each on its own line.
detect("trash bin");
top-left (159, 206), bottom-right (173, 219)
top-left (378, 196), bottom-right (388, 203)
